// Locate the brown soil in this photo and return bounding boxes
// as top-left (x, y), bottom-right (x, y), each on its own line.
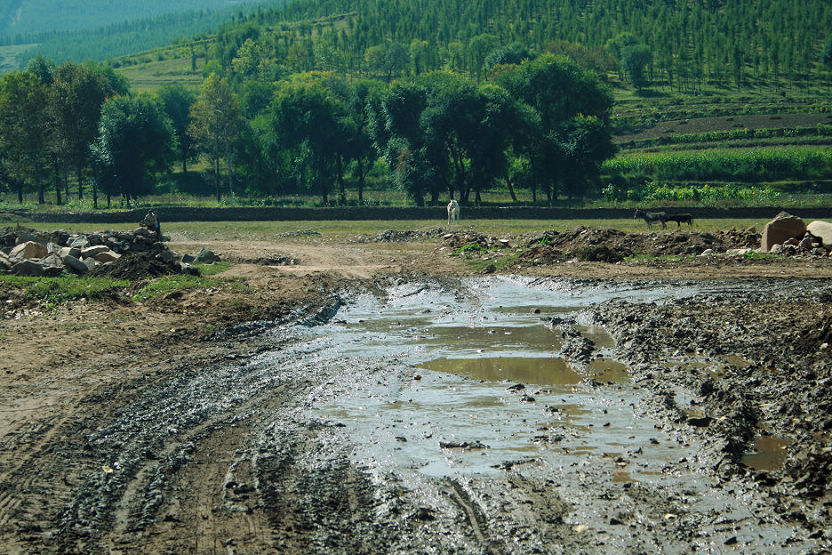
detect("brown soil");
top-left (614, 112), bottom-right (832, 143)
top-left (1, 227), bottom-right (831, 552)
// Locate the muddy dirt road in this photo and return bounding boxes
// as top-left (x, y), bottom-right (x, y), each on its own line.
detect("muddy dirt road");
top-left (1, 229), bottom-right (831, 553)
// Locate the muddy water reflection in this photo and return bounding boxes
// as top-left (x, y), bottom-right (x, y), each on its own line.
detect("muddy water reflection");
top-left (742, 435), bottom-right (790, 471)
top-left (419, 356), bottom-right (581, 385)
top-left (316, 278), bottom-right (721, 479)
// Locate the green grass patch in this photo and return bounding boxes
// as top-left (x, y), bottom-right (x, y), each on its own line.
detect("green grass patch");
top-left (624, 253), bottom-right (696, 263)
top-left (741, 251), bottom-right (785, 260)
top-left (193, 261), bottom-right (232, 276)
top-left (132, 273), bottom-right (249, 301)
top-left (465, 251), bottom-right (522, 273)
top-left (452, 243), bottom-right (487, 256)
top-left (0, 274), bottom-right (130, 306)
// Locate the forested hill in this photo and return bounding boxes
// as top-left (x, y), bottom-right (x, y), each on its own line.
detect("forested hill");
top-left (202, 0), bottom-right (832, 89)
top-left (0, 0), bottom-right (263, 37)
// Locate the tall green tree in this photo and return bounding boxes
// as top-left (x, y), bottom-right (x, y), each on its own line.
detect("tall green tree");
top-left (268, 73), bottom-right (346, 205)
top-left (158, 84), bottom-right (197, 172)
top-left (0, 71), bottom-right (51, 204)
top-left (189, 73), bottom-right (243, 202)
top-left (496, 54), bottom-right (614, 202)
top-left (621, 44), bottom-right (652, 90)
top-left (49, 62), bottom-right (117, 200)
top-left (90, 95), bottom-right (176, 207)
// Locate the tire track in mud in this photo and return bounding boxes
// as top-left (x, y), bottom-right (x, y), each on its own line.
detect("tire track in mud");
top-left (48, 327), bottom-right (322, 550)
top-left (446, 478), bottom-right (505, 555)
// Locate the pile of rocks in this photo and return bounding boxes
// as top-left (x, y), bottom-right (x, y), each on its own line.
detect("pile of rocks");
top-left (760, 212), bottom-right (832, 256)
top-left (0, 226), bottom-right (170, 277)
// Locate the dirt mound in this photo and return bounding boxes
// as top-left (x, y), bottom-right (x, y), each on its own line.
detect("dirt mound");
top-left (517, 226), bottom-right (762, 263)
top-left (91, 252), bottom-right (182, 280)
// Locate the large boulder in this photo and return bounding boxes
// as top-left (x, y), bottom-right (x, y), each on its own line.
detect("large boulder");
top-left (11, 259), bottom-right (45, 277)
top-left (10, 241), bottom-right (48, 260)
top-left (93, 249), bottom-right (121, 263)
top-left (194, 248), bottom-right (220, 264)
top-left (68, 235), bottom-right (89, 249)
top-left (761, 212), bottom-right (806, 253)
top-left (81, 245), bottom-right (110, 258)
top-left (0, 252), bottom-right (12, 272)
top-left (807, 220), bottom-right (832, 247)
top-left (59, 246), bottom-right (81, 260)
top-left (62, 255), bottom-right (88, 274)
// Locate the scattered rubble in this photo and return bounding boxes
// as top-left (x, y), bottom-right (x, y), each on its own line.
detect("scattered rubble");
top-left (0, 226), bottom-right (188, 279)
top-left (359, 229), bottom-right (447, 243)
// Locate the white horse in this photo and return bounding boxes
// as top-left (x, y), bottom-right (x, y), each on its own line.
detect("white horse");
top-left (447, 199), bottom-right (460, 224)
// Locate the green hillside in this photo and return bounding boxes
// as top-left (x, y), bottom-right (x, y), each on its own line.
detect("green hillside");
top-left (0, 0), bottom-right (262, 37)
top-left (3, 0), bottom-right (832, 210)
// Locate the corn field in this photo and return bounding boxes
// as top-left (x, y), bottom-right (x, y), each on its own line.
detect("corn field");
top-left (603, 147), bottom-right (832, 182)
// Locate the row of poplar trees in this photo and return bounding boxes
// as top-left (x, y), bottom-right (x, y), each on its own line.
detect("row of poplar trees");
top-left (0, 51), bottom-right (616, 206)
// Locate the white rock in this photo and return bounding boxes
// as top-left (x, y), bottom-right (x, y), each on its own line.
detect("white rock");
top-left (726, 248), bottom-right (752, 256)
top-left (93, 250), bottom-right (120, 263)
top-left (59, 246), bottom-right (81, 259)
top-left (760, 212), bottom-right (806, 253)
top-left (10, 241), bottom-right (47, 260)
top-left (807, 220), bottom-right (832, 247)
top-left (81, 245), bottom-right (110, 258)
top-left (699, 249), bottom-right (715, 256)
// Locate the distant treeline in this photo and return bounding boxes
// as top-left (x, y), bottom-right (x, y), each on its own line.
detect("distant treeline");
top-left (0, 53), bottom-right (617, 209)
top-left (0, 0), bottom-right (263, 37)
top-left (0, 0), bottom-right (290, 66)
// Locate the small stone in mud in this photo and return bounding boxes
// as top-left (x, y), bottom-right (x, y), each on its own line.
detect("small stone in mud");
top-left (395, 436), bottom-right (407, 442)
top-left (610, 518), bottom-right (625, 525)
top-left (724, 536), bottom-right (738, 545)
top-left (413, 374), bottom-right (422, 381)
top-left (521, 394), bottom-right (536, 403)
top-left (531, 308), bottom-right (541, 314)
top-left (687, 416), bottom-right (712, 427)
top-left (439, 440), bottom-right (489, 450)
top-left (412, 507), bottom-right (436, 521)
top-left (507, 383), bottom-right (525, 392)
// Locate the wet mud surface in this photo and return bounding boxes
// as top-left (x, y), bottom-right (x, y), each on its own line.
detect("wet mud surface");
top-left (1, 274), bottom-right (830, 553)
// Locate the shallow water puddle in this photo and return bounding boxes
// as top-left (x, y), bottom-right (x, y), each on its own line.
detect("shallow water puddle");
top-left (418, 356), bottom-right (581, 385)
top-left (742, 435), bottom-right (790, 471)
top-left (313, 277), bottom-right (720, 478)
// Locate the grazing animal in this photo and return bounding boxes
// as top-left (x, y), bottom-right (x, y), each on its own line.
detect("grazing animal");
top-left (634, 209), bottom-right (667, 229)
top-left (447, 199), bottom-right (460, 224)
top-left (665, 213), bottom-right (694, 228)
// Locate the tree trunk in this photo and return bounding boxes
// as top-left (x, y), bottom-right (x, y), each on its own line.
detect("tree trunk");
top-left (38, 181), bottom-right (45, 204)
top-left (336, 156), bottom-right (346, 205)
top-left (77, 166), bottom-right (83, 200)
top-left (505, 174), bottom-right (518, 202)
top-left (215, 156), bottom-right (221, 202)
top-left (54, 171), bottom-right (62, 205)
top-left (356, 159), bottom-right (365, 202)
top-left (226, 143), bottom-right (234, 204)
top-left (93, 181), bottom-right (98, 209)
